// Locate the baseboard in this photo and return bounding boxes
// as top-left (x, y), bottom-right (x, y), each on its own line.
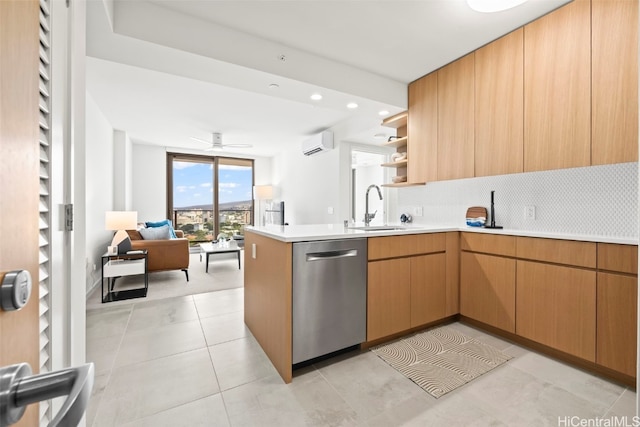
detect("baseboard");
top-left (86, 277), bottom-right (101, 300)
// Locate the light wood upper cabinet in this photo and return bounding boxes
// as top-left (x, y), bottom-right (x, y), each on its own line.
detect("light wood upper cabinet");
top-left (408, 74), bottom-right (438, 183)
top-left (437, 53), bottom-right (475, 181)
top-left (516, 260), bottom-right (596, 362)
top-left (592, 0), bottom-right (639, 165)
top-left (475, 28), bottom-right (524, 177)
top-left (523, 0), bottom-right (591, 172)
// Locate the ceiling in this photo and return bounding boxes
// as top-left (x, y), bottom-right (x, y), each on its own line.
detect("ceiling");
top-left (86, 0), bottom-right (571, 158)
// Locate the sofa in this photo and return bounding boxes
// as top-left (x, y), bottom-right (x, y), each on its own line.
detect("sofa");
top-left (126, 229), bottom-right (190, 281)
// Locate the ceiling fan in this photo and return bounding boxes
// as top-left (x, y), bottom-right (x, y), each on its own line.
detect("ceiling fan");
top-left (191, 132), bottom-right (252, 151)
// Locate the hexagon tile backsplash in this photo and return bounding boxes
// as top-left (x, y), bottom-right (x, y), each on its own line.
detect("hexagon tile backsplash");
top-left (397, 162), bottom-right (638, 239)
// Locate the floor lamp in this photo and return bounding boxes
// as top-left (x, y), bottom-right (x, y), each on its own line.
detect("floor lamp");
top-left (253, 185), bottom-right (273, 226)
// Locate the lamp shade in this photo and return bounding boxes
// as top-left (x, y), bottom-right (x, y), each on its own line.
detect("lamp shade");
top-left (253, 185), bottom-right (273, 200)
top-left (105, 211), bottom-right (138, 231)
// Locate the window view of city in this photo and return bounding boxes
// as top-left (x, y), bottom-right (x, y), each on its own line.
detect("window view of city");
top-left (170, 157), bottom-right (253, 245)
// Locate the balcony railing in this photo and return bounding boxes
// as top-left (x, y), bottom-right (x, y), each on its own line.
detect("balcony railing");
top-left (172, 208), bottom-right (252, 245)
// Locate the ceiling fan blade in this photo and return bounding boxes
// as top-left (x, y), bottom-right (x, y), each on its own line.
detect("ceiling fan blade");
top-left (190, 136), bottom-right (211, 145)
top-left (223, 143), bottom-right (253, 148)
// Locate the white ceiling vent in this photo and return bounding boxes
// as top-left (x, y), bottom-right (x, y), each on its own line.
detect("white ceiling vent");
top-left (302, 130), bottom-right (334, 156)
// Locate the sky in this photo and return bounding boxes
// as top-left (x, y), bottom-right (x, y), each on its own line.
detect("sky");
top-left (172, 161), bottom-right (253, 208)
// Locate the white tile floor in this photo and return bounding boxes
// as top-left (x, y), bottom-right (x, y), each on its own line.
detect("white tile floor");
top-left (86, 288), bottom-right (637, 427)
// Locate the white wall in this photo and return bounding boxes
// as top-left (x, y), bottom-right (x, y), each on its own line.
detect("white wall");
top-left (271, 145), bottom-right (342, 225)
top-left (271, 116), bottom-right (392, 226)
top-left (131, 143), bottom-right (273, 222)
top-left (85, 93), bottom-right (115, 292)
top-left (131, 143), bottom-right (167, 221)
top-left (113, 129), bottom-right (133, 210)
top-left (397, 162), bottom-right (638, 239)
top-left (353, 163), bottom-right (385, 226)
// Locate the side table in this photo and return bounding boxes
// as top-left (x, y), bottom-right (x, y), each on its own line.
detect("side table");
top-left (101, 251), bottom-right (148, 303)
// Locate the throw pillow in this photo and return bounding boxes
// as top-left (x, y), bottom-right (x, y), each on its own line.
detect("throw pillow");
top-left (145, 219), bottom-right (177, 239)
top-left (139, 224), bottom-right (171, 240)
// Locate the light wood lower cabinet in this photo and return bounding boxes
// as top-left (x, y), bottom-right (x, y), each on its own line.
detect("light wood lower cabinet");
top-left (597, 272), bottom-right (637, 377)
top-left (411, 253), bottom-right (446, 327)
top-left (367, 258), bottom-right (411, 341)
top-left (516, 260), bottom-right (596, 362)
top-left (367, 250), bottom-right (447, 341)
top-left (460, 252), bottom-right (516, 333)
top-left (459, 235), bottom-right (636, 380)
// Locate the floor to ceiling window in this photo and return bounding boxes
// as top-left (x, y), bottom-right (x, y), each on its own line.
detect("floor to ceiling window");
top-left (167, 153), bottom-right (254, 245)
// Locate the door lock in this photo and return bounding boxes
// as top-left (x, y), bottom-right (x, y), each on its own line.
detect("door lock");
top-left (0, 270), bottom-right (32, 311)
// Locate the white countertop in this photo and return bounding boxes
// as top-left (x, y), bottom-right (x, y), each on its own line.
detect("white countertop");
top-left (245, 223), bottom-right (638, 245)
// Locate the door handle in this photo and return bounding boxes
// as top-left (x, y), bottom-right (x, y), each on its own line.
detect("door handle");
top-left (0, 362), bottom-right (94, 426)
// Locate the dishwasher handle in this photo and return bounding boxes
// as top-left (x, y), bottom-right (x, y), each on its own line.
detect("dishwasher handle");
top-left (306, 249), bottom-right (358, 262)
top-left (0, 362), bottom-right (94, 427)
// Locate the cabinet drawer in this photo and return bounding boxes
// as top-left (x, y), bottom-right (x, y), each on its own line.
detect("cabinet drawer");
top-left (103, 259), bottom-right (145, 277)
top-left (461, 233), bottom-right (516, 257)
top-left (597, 243), bottom-right (638, 274)
top-left (516, 237), bottom-right (596, 268)
top-left (368, 233), bottom-right (446, 260)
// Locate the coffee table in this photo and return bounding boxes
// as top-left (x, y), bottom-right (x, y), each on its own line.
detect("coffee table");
top-left (199, 242), bottom-right (241, 272)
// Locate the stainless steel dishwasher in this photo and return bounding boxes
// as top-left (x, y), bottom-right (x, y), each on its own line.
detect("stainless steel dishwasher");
top-left (292, 238), bottom-right (367, 364)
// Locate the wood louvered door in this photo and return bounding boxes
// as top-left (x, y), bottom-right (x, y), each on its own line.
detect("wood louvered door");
top-left (0, 0), bottom-right (42, 426)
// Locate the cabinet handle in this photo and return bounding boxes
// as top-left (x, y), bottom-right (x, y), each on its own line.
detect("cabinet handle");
top-left (306, 249), bottom-right (358, 261)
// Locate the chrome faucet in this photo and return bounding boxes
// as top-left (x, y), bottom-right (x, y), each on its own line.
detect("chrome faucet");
top-left (364, 184), bottom-right (383, 226)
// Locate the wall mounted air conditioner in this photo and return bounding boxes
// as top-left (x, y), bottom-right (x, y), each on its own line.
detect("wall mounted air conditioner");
top-left (302, 130), bottom-right (334, 156)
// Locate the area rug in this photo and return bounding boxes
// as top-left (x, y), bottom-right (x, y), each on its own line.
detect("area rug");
top-left (86, 252), bottom-right (243, 309)
top-left (371, 325), bottom-right (512, 398)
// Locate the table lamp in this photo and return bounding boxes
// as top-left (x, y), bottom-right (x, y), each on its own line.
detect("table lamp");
top-left (105, 211), bottom-right (138, 254)
top-left (253, 185), bottom-right (273, 226)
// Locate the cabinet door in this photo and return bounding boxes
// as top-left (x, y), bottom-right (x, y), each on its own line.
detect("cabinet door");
top-left (367, 258), bottom-right (411, 341)
top-left (410, 253), bottom-right (446, 327)
top-left (475, 28), bottom-right (524, 177)
top-left (516, 260), bottom-right (596, 361)
top-left (460, 252), bottom-right (516, 332)
top-left (597, 272), bottom-right (637, 377)
top-left (592, 0), bottom-right (638, 165)
top-left (437, 53), bottom-right (474, 181)
top-left (523, 0), bottom-right (591, 172)
top-left (408, 73), bottom-right (438, 183)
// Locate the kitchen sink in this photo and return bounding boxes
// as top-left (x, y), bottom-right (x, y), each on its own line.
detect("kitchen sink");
top-left (347, 225), bottom-right (408, 231)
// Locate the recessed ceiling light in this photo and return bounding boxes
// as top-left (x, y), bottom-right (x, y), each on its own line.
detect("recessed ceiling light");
top-left (378, 110), bottom-right (389, 116)
top-left (374, 133), bottom-right (386, 139)
top-left (268, 83), bottom-right (279, 89)
top-left (310, 93), bottom-right (323, 101)
top-left (467, 0), bottom-right (528, 13)
top-left (347, 102), bottom-right (359, 109)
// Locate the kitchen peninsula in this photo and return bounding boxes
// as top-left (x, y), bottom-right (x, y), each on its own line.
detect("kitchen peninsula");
top-left (244, 224), bottom-right (638, 386)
